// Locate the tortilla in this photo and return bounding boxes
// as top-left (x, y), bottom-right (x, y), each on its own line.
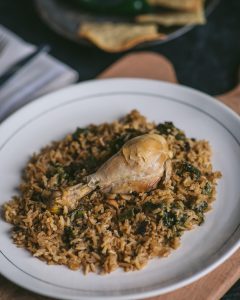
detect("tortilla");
top-left (136, 11), bottom-right (205, 26)
top-left (78, 22), bottom-right (165, 52)
top-left (136, 0), bottom-right (205, 26)
top-left (147, 0), bottom-right (204, 11)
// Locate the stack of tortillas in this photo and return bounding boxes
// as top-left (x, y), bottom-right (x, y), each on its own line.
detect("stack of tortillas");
top-left (78, 0), bottom-right (205, 52)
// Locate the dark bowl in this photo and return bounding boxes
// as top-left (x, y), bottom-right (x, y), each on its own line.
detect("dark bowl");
top-left (35, 0), bottom-right (220, 51)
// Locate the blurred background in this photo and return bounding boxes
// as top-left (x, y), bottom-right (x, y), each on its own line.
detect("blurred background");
top-left (0, 0), bottom-right (240, 299)
top-left (1, 0), bottom-right (239, 95)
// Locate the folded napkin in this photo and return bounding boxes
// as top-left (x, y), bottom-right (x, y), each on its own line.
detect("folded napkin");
top-left (0, 25), bottom-right (79, 122)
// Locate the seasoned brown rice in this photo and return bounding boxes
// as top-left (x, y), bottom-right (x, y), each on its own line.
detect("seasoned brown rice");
top-left (3, 110), bottom-right (221, 274)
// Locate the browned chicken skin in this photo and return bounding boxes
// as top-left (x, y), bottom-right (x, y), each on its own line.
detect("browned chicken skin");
top-left (51, 134), bottom-right (172, 212)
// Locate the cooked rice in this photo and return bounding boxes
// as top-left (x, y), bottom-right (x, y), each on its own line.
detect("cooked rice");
top-left (3, 110), bottom-right (221, 274)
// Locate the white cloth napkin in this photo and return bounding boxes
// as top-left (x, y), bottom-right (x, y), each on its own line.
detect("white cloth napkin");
top-left (0, 25), bottom-right (79, 122)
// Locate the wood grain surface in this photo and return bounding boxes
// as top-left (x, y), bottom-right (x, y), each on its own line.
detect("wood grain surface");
top-left (1, 51), bottom-right (239, 300)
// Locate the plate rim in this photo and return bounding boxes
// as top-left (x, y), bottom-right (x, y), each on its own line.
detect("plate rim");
top-left (1, 77), bottom-right (240, 130)
top-left (0, 78), bottom-right (240, 300)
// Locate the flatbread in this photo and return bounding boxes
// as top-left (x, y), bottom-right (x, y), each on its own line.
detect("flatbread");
top-left (147, 0), bottom-right (204, 11)
top-left (136, 11), bottom-right (205, 26)
top-left (78, 22), bottom-right (165, 52)
top-left (136, 0), bottom-right (205, 26)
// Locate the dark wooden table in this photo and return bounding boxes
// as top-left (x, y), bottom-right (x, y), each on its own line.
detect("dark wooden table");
top-left (0, 0), bottom-right (240, 299)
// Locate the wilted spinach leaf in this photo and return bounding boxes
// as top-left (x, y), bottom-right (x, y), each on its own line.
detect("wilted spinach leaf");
top-left (178, 161), bottom-right (201, 180)
top-left (202, 182), bottom-right (212, 195)
top-left (72, 127), bottom-right (87, 141)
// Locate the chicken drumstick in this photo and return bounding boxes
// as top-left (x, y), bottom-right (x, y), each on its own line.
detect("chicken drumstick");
top-left (50, 133), bottom-right (172, 212)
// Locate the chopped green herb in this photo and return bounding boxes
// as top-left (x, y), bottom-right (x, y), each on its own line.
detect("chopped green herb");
top-left (47, 163), bottom-right (69, 182)
top-left (110, 130), bottom-right (141, 153)
top-left (110, 135), bottom-right (126, 152)
top-left (157, 121), bottom-right (175, 135)
top-left (64, 226), bottom-right (74, 237)
top-left (63, 226), bottom-right (74, 246)
top-left (53, 163), bottom-right (65, 174)
top-left (176, 214), bottom-right (188, 226)
top-left (72, 127), bottom-right (87, 141)
top-left (183, 141), bottom-right (191, 152)
top-left (136, 221), bottom-right (148, 235)
top-left (178, 161), bottom-right (201, 180)
top-left (175, 133), bottom-right (186, 140)
top-left (115, 194), bottom-right (121, 200)
top-left (176, 231), bottom-right (183, 237)
top-left (64, 162), bottom-right (83, 182)
top-left (194, 201), bottom-right (208, 213)
top-left (119, 208), bottom-right (136, 221)
top-left (71, 209), bottom-right (85, 220)
top-left (143, 201), bottom-right (163, 213)
top-left (131, 191), bottom-right (139, 197)
top-left (172, 201), bottom-right (182, 209)
top-left (162, 211), bottom-right (177, 228)
top-left (202, 182), bottom-right (212, 195)
top-left (31, 191), bottom-right (43, 202)
top-left (85, 156), bottom-right (99, 172)
top-left (75, 210), bottom-right (85, 217)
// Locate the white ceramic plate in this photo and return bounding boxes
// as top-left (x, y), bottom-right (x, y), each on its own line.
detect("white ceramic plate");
top-left (0, 79), bottom-right (240, 300)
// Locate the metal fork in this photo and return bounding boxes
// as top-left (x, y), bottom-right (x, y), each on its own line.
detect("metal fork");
top-left (0, 34), bottom-right (8, 55)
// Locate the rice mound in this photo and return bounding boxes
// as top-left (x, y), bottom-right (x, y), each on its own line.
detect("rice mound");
top-left (3, 110), bottom-right (221, 274)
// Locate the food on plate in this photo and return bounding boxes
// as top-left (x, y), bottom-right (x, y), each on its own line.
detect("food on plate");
top-left (76, 0), bottom-right (206, 51)
top-left (3, 110), bottom-right (221, 274)
top-left (78, 22), bottom-right (164, 52)
top-left (147, 0), bottom-right (203, 11)
top-left (50, 134), bottom-right (172, 212)
top-left (136, 1), bottom-right (205, 26)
